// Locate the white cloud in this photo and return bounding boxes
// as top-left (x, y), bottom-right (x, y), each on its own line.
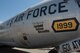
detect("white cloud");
top-left (0, 21), bottom-right (2, 24)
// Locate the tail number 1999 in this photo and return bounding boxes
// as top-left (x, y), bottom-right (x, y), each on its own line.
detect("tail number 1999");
top-left (57, 22), bottom-right (72, 29)
top-left (52, 18), bottom-right (79, 32)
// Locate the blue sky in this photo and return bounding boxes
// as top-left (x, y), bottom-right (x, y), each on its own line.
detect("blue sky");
top-left (0, 0), bottom-right (43, 23)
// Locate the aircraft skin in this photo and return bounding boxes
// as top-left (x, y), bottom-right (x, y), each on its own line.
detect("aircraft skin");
top-left (0, 0), bottom-right (80, 52)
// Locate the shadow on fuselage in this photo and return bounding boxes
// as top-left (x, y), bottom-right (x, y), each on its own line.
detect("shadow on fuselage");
top-left (0, 46), bottom-right (30, 53)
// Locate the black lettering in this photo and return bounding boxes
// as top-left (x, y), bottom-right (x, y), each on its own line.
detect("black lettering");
top-left (33, 8), bottom-right (39, 17)
top-left (7, 21), bottom-right (10, 26)
top-left (14, 17), bottom-right (17, 23)
top-left (58, 23), bottom-right (63, 29)
top-left (14, 16), bottom-right (19, 23)
top-left (19, 13), bottom-right (24, 21)
top-left (34, 24), bottom-right (43, 30)
top-left (62, 43), bottom-right (71, 53)
top-left (72, 41), bottom-right (78, 49)
top-left (62, 44), bottom-right (67, 52)
top-left (34, 24), bottom-right (49, 33)
top-left (9, 18), bottom-right (14, 26)
top-left (38, 30), bottom-right (49, 33)
top-left (34, 24), bottom-right (43, 28)
top-left (76, 1), bottom-right (80, 8)
top-left (68, 22), bottom-right (72, 28)
top-left (14, 14), bottom-right (24, 23)
top-left (40, 6), bottom-right (47, 16)
top-left (49, 4), bottom-right (57, 14)
top-left (27, 10), bottom-right (33, 19)
top-left (63, 23), bottom-right (67, 28)
top-left (36, 28), bottom-right (44, 30)
top-left (17, 17), bottom-right (20, 21)
top-left (59, 2), bottom-right (68, 13)
top-left (78, 40), bottom-right (80, 46)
